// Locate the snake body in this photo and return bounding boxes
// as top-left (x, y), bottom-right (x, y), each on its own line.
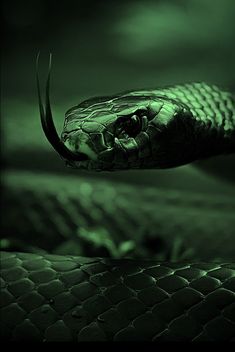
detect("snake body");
top-left (1, 63), bottom-right (235, 340)
top-left (1, 252), bottom-right (235, 341)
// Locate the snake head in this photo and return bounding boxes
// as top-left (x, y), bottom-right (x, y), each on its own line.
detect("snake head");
top-left (37, 55), bottom-right (195, 170)
top-left (62, 93), bottom-right (195, 170)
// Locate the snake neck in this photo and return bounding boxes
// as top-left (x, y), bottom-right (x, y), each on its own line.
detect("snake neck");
top-left (158, 83), bottom-right (235, 162)
top-left (189, 116), bottom-right (235, 162)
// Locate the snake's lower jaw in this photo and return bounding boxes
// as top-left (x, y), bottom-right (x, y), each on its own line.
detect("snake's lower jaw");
top-left (63, 147), bottom-right (115, 171)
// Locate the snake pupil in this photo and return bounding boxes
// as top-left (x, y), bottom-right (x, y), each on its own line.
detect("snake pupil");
top-left (123, 114), bottom-right (142, 137)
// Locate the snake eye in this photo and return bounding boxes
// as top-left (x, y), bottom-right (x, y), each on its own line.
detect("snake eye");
top-left (123, 114), bottom-right (143, 137)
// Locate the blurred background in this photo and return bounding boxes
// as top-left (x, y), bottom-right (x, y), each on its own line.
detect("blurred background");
top-left (1, 0), bottom-right (235, 260)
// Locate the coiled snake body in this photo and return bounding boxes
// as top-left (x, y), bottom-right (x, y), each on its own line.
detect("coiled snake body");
top-left (1, 59), bottom-right (235, 341)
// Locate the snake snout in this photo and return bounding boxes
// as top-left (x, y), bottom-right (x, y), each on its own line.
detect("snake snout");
top-left (63, 130), bottom-right (98, 161)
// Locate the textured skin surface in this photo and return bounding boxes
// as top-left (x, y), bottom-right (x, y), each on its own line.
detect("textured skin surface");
top-left (1, 251), bottom-right (235, 341)
top-left (2, 170), bottom-right (235, 261)
top-left (1, 84), bottom-right (235, 340)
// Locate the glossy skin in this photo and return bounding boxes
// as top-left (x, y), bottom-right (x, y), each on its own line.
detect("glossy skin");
top-left (1, 251), bottom-right (235, 341)
top-left (2, 70), bottom-right (232, 341)
top-left (62, 84), bottom-right (235, 171)
top-left (36, 56), bottom-right (235, 172)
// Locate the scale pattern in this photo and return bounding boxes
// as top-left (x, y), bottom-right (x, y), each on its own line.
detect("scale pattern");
top-left (1, 251), bottom-right (235, 341)
top-left (1, 83), bottom-right (235, 340)
top-left (2, 171), bottom-right (235, 260)
top-left (153, 83), bottom-right (235, 135)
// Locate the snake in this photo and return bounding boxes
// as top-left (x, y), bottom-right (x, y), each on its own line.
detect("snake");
top-left (1, 54), bottom-right (235, 341)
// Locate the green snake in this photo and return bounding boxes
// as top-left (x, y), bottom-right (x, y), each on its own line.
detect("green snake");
top-left (1, 55), bottom-right (235, 341)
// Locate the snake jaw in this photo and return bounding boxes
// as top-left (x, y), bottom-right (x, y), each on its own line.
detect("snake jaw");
top-left (62, 129), bottom-right (117, 170)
